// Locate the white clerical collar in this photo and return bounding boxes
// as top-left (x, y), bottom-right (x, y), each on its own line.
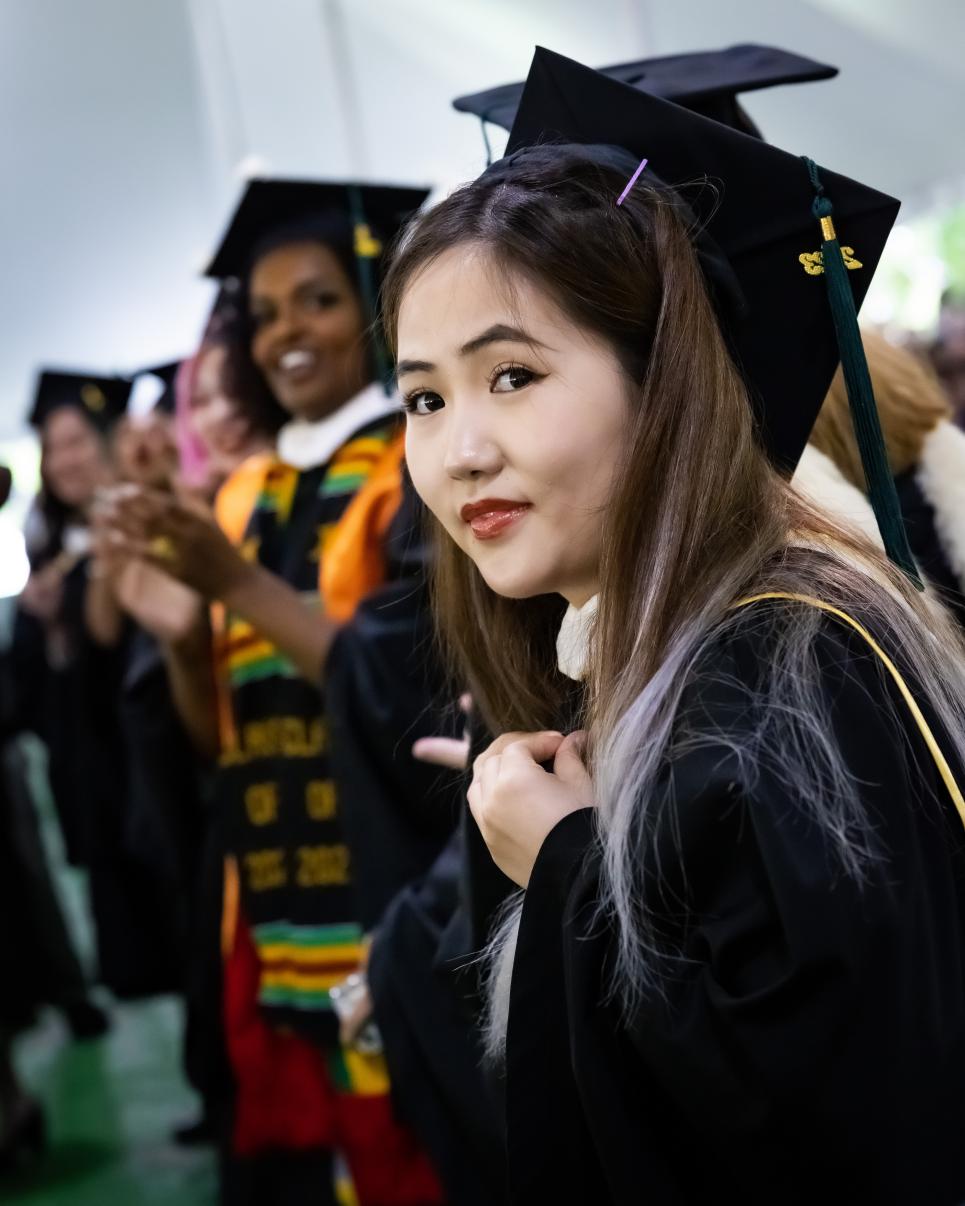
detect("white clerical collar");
top-left (276, 382), bottom-right (400, 471)
top-left (556, 594), bottom-right (599, 681)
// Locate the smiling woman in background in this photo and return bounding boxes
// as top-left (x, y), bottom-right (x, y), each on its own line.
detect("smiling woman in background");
top-left (103, 180), bottom-right (454, 1206)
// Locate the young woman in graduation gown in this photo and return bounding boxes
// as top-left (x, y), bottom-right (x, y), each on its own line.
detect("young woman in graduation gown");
top-left (382, 48), bottom-right (965, 1206)
top-left (369, 48), bottom-right (854, 1206)
top-left (105, 183), bottom-right (452, 1205)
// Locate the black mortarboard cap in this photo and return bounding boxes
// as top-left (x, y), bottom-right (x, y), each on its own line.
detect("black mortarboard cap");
top-left (503, 48), bottom-right (917, 580)
top-left (205, 179), bottom-right (431, 281)
top-left (454, 44), bottom-right (838, 139)
top-left (29, 370), bottom-right (132, 432)
top-left (506, 47), bottom-right (897, 471)
top-left (137, 360), bottom-right (182, 415)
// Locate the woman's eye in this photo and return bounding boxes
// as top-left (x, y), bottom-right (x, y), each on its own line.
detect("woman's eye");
top-left (305, 291), bottom-right (340, 311)
top-left (491, 364), bottom-right (539, 393)
top-left (404, 390), bottom-right (445, 417)
top-left (250, 309), bottom-right (273, 331)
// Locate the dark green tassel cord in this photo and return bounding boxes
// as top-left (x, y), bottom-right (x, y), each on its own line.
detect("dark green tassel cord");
top-left (802, 157), bottom-right (922, 589)
top-left (347, 184), bottom-right (393, 397)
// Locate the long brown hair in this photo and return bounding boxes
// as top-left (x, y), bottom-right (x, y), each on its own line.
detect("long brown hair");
top-left (384, 146), bottom-right (965, 1032)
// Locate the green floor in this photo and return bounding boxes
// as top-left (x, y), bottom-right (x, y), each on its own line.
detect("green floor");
top-left (7, 998), bottom-right (216, 1205)
top-left (4, 737), bottom-right (217, 1205)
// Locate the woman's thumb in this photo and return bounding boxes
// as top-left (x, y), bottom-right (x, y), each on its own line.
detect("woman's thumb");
top-left (553, 730), bottom-right (589, 785)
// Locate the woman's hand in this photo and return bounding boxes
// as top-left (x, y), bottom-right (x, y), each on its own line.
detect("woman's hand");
top-left (337, 977), bottom-right (375, 1048)
top-left (468, 730), bottom-right (593, 888)
top-left (97, 485), bottom-right (253, 602)
top-left (114, 560), bottom-right (204, 646)
top-left (412, 693), bottom-right (473, 770)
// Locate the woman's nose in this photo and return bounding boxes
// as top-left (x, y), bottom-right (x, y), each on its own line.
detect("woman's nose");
top-left (443, 411), bottom-right (504, 480)
top-left (266, 304), bottom-right (303, 345)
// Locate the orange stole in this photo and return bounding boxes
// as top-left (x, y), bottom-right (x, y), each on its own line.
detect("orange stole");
top-left (320, 429), bottom-right (405, 623)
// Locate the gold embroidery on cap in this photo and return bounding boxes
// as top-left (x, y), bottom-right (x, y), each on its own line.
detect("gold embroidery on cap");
top-left (798, 246), bottom-right (863, 276)
top-left (354, 223), bottom-right (382, 258)
top-left (81, 383), bottom-right (106, 411)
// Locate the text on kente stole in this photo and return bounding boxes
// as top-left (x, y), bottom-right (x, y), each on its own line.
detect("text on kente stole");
top-left (242, 778), bottom-right (344, 892)
top-left (220, 715), bottom-right (328, 766)
top-left (244, 844), bottom-right (351, 891)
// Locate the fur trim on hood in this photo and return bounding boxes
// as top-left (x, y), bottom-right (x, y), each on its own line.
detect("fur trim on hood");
top-left (791, 444), bottom-right (883, 550)
top-left (917, 420), bottom-right (965, 592)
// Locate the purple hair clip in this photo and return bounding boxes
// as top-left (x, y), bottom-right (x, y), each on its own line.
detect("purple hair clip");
top-left (616, 157), bottom-right (649, 206)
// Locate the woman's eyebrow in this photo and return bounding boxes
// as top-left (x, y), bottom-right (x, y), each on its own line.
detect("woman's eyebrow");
top-left (396, 323), bottom-right (552, 379)
top-left (396, 358), bottom-right (435, 378)
top-left (459, 323), bottom-right (551, 357)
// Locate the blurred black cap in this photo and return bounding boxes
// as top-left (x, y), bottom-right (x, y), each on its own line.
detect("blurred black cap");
top-left (29, 370), bottom-right (132, 433)
top-left (454, 43), bottom-right (838, 138)
top-left (205, 179), bottom-right (431, 280)
top-left (136, 361), bottom-right (182, 415)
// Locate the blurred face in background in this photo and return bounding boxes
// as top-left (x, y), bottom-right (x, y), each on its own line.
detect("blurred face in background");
top-left (41, 406), bottom-right (111, 509)
top-left (249, 241), bottom-right (368, 422)
top-left (189, 343), bottom-right (259, 479)
top-left (113, 412), bottom-right (178, 488)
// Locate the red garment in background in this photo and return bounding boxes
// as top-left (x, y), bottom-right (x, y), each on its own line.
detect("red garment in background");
top-left (223, 913), bottom-right (443, 1205)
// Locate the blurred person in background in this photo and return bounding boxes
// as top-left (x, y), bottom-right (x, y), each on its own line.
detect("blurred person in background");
top-left (86, 360), bottom-right (220, 1144)
top-left (178, 285), bottom-right (285, 503)
top-left (101, 185), bottom-right (456, 1204)
top-left (87, 304), bottom-right (288, 1150)
top-left (11, 372), bottom-right (183, 1005)
top-left (930, 291), bottom-right (965, 426)
top-left (808, 329), bottom-right (965, 626)
top-left (0, 463), bottom-right (51, 1173)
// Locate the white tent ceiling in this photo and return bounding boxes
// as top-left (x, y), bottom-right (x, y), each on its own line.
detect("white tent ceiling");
top-left (0, 0), bottom-right (961, 438)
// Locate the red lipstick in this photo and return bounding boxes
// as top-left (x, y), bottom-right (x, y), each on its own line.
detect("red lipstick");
top-left (460, 498), bottom-right (531, 541)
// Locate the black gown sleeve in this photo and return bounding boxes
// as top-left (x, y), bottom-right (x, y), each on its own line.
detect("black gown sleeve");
top-left (508, 606), bottom-right (965, 1205)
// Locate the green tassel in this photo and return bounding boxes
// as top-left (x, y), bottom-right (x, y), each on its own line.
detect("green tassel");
top-left (480, 117), bottom-right (494, 168)
top-left (346, 184), bottom-right (393, 398)
top-left (801, 158), bottom-right (922, 589)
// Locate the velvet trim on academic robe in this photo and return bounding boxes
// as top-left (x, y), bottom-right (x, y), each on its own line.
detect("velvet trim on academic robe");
top-left (895, 469), bottom-right (965, 630)
top-left (506, 600), bottom-right (965, 1205)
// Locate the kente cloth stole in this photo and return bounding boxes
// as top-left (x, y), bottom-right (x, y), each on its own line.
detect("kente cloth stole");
top-left (217, 417), bottom-right (402, 1038)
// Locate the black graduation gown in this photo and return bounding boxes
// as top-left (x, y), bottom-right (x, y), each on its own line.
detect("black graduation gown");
top-left (121, 627), bottom-right (207, 890)
top-left (0, 638), bottom-right (88, 1030)
top-left (506, 602), bottom-right (965, 1205)
top-left (11, 561), bottom-right (182, 996)
top-left (369, 817), bottom-right (511, 1206)
top-left (325, 474), bottom-right (462, 932)
top-left (367, 710), bottom-right (522, 1206)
